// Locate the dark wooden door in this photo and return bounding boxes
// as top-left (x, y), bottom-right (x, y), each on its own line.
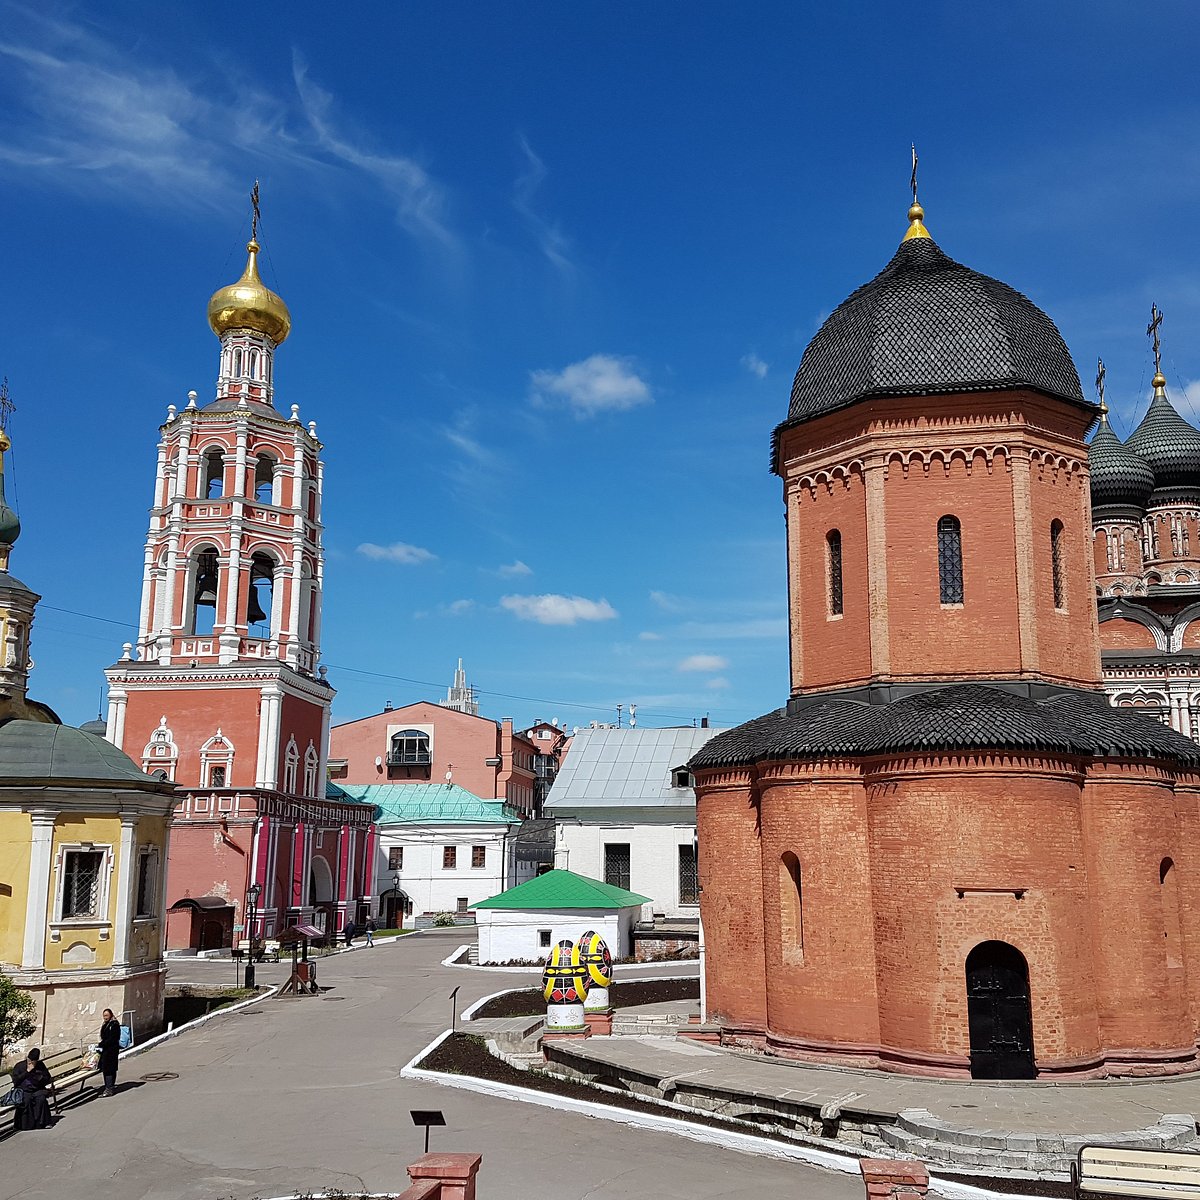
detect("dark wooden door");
top-left (966, 941), bottom-right (1035, 1079)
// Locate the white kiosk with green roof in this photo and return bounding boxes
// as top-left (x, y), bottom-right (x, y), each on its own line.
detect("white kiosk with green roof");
top-left (472, 869), bottom-right (649, 965)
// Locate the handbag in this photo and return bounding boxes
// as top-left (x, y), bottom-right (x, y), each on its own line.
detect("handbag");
top-left (3, 1087), bottom-right (25, 1107)
top-left (118, 1025), bottom-right (133, 1050)
top-left (84, 1049), bottom-right (101, 1071)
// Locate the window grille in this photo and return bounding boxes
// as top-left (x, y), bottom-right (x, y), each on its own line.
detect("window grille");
top-left (471, 845), bottom-right (486, 869)
top-left (827, 530), bottom-right (843, 615)
top-left (388, 846), bottom-right (403, 871)
top-left (210, 765), bottom-right (227, 788)
top-left (1051, 520), bottom-right (1066, 609)
top-left (442, 845), bottom-right (457, 869)
top-left (937, 515), bottom-right (964, 604)
top-left (63, 850), bottom-right (103, 918)
top-left (678, 844), bottom-right (699, 905)
top-left (604, 843), bottom-right (631, 892)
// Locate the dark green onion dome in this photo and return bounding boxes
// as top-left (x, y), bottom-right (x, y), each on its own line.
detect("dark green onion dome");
top-left (1126, 380), bottom-right (1200, 495)
top-left (1088, 417), bottom-right (1155, 511)
top-left (0, 719), bottom-right (169, 787)
top-left (782, 236), bottom-right (1087, 432)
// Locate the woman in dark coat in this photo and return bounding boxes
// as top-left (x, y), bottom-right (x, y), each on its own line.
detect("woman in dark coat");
top-left (11, 1047), bottom-right (54, 1129)
top-left (99, 1008), bottom-right (121, 1096)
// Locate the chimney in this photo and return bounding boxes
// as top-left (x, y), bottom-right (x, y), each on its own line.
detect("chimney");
top-left (700, 715), bottom-right (709, 728)
top-left (384, 699), bottom-right (393, 712)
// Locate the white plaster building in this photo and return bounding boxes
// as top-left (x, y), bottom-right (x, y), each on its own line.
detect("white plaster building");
top-left (544, 726), bottom-right (724, 918)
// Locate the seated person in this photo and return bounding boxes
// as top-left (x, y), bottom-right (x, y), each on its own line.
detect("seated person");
top-left (11, 1048), bottom-right (54, 1130)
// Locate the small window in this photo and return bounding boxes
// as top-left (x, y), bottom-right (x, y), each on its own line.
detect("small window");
top-left (62, 850), bottom-right (104, 919)
top-left (203, 450), bottom-right (224, 499)
top-left (827, 529), bottom-right (843, 616)
top-left (539, 928), bottom-right (552, 949)
top-left (388, 846), bottom-right (403, 871)
top-left (780, 851), bottom-right (804, 965)
top-left (671, 767), bottom-right (693, 789)
top-left (136, 849), bottom-right (157, 918)
top-left (471, 845), bottom-right (486, 869)
top-left (456, 896), bottom-right (469, 913)
top-left (1051, 519), bottom-right (1066, 610)
top-left (678, 843), bottom-right (699, 905)
top-left (210, 765), bottom-right (227, 788)
top-left (442, 845), bottom-right (457, 870)
top-left (604, 843), bottom-right (631, 891)
top-left (937, 515), bottom-right (964, 604)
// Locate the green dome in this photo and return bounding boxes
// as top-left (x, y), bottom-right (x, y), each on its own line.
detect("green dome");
top-left (0, 720), bottom-right (168, 787)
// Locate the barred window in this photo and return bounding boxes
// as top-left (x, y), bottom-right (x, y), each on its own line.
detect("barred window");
top-left (471, 845), bottom-right (486, 869)
top-left (827, 530), bottom-right (843, 616)
top-left (937, 515), bottom-right (964, 604)
top-left (678, 843), bottom-right (699, 905)
top-left (442, 845), bottom-right (457, 869)
top-left (63, 850), bottom-right (103, 919)
top-left (135, 850), bottom-right (157, 918)
top-left (388, 846), bottom-right (403, 871)
top-left (1051, 519), bottom-right (1066, 610)
top-left (604, 843), bottom-right (631, 891)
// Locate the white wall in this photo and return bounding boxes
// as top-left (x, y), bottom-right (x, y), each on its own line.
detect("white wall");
top-left (475, 906), bottom-right (637, 965)
top-left (373, 822), bottom-right (516, 926)
top-left (557, 821), bottom-right (697, 918)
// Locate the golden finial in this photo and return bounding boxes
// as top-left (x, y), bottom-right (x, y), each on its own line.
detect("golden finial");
top-left (903, 143), bottom-right (931, 242)
top-left (1095, 358), bottom-right (1108, 421)
top-left (1148, 304), bottom-right (1167, 391)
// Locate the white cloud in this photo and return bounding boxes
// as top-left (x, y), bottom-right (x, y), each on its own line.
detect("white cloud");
top-left (679, 618), bottom-right (787, 640)
top-left (678, 654), bottom-right (730, 673)
top-left (638, 631), bottom-right (664, 641)
top-left (292, 53), bottom-right (458, 252)
top-left (357, 542), bottom-right (437, 565)
top-left (531, 355), bottom-right (652, 418)
top-left (497, 560), bottom-right (533, 578)
top-left (649, 589), bottom-right (687, 613)
top-left (501, 594), bottom-right (618, 626)
top-left (741, 352), bottom-right (769, 379)
top-left (513, 135), bottom-right (573, 275)
top-left (705, 677), bottom-right (731, 690)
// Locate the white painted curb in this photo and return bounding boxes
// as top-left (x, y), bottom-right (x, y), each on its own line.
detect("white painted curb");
top-left (118, 985), bottom-right (280, 1063)
top-left (460, 974), bottom-right (698, 1022)
top-left (401, 1029), bottom-right (1060, 1200)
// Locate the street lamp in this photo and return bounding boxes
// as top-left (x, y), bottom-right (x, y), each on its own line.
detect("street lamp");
top-left (391, 870), bottom-right (401, 929)
top-left (245, 882), bottom-right (262, 990)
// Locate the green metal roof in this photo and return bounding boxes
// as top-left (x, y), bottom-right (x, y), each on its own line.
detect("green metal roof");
top-left (335, 782), bottom-right (520, 825)
top-left (0, 719), bottom-right (169, 787)
top-left (473, 868), bottom-right (650, 911)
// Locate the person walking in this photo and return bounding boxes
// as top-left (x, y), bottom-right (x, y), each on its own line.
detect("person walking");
top-left (364, 917), bottom-right (376, 947)
top-left (343, 921), bottom-right (355, 949)
top-left (99, 1008), bottom-right (121, 1096)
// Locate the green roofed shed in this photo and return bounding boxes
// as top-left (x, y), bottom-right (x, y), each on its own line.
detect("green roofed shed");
top-left (473, 868), bottom-right (649, 911)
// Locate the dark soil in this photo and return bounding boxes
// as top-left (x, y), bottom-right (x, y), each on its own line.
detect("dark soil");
top-left (470, 976), bottom-right (699, 1018)
top-left (163, 986), bottom-right (255, 1026)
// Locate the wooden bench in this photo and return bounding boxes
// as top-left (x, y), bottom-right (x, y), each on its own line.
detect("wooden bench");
top-left (1073, 1146), bottom-right (1200, 1200)
top-left (0, 1045), bottom-right (103, 1134)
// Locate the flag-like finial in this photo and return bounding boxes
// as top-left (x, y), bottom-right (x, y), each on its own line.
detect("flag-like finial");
top-left (250, 180), bottom-right (261, 243)
top-left (1095, 358), bottom-right (1108, 420)
top-left (903, 144), bottom-right (930, 242)
top-left (1147, 304), bottom-right (1166, 389)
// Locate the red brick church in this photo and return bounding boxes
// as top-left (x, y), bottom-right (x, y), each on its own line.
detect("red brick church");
top-left (691, 195), bottom-right (1200, 1079)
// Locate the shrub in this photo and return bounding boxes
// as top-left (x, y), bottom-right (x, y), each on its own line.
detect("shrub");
top-left (0, 972), bottom-right (36, 1062)
top-left (432, 911), bottom-right (456, 927)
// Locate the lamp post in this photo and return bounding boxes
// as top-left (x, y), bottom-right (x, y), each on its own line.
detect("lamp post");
top-left (391, 870), bottom-right (402, 930)
top-left (245, 882), bottom-right (262, 990)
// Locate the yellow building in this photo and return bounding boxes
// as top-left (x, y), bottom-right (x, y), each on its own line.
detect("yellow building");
top-left (0, 422), bottom-right (175, 1049)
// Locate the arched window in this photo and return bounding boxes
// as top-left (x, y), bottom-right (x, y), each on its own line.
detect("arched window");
top-left (254, 454), bottom-right (276, 504)
top-left (247, 553), bottom-right (275, 637)
top-left (249, 350), bottom-right (260, 380)
top-left (827, 530), bottom-right (843, 616)
top-left (191, 549), bottom-right (219, 636)
top-left (203, 450), bottom-right (224, 499)
top-left (283, 736), bottom-right (299, 794)
top-left (937, 515), bottom-right (964, 604)
top-left (304, 741), bottom-right (320, 798)
top-left (141, 716), bottom-right (178, 781)
top-left (389, 729), bottom-right (431, 766)
top-left (199, 729), bottom-right (234, 788)
top-left (1161, 858), bottom-right (1183, 968)
top-left (779, 851), bottom-right (804, 965)
top-left (233, 348), bottom-right (243, 378)
top-left (1051, 520), bottom-right (1066, 610)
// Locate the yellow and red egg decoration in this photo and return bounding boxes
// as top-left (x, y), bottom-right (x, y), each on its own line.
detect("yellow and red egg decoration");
top-left (577, 929), bottom-right (614, 989)
top-left (542, 939), bottom-right (591, 1004)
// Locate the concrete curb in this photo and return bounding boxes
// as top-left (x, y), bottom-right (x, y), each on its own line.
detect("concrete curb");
top-left (460, 974), bottom-right (699, 1022)
top-left (401, 1029), bottom-right (1057, 1200)
top-left (117, 985), bottom-right (280, 1063)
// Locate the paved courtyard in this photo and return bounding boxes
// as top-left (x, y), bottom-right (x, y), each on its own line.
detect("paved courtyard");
top-left (2, 931), bottom-right (861, 1200)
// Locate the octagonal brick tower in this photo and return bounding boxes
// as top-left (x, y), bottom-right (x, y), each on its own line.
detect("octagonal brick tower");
top-left (691, 198), bottom-right (1200, 1080)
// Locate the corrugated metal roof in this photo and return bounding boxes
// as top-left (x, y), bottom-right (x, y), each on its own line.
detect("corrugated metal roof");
top-left (335, 782), bottom-right (521, 825)
top-left (544, 726), bottom-right (725, 810)
top-left (473, 868), bottom-right (649, 910)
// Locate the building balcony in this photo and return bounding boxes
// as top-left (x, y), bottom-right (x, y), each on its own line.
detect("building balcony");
top-left (386, 752), bottom-right (432, 767)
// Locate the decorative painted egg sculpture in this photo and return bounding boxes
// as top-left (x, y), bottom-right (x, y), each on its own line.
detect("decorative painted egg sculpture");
top-left (577, 930), bottom-right (613, 988)
top-left (542, 939), bottom-right (590, 1005)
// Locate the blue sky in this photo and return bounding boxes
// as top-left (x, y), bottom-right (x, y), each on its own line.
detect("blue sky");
top-left (2, 2), bottom-right (1199, 732)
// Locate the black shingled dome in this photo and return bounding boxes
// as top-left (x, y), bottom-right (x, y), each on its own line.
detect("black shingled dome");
top-left (1125, 390), bottom-right (1200, 494)
top-left (1088, 420), bottom-right (1155, 511)
top-left (785, 237), bottom-right (1086, 427)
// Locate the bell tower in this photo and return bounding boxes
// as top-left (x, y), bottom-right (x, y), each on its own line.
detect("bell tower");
top-left (105, 195), bottom-right (374, 948)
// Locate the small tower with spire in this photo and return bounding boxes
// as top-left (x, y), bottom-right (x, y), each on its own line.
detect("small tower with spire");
top-left (440, 657), bottom-right (479, 716)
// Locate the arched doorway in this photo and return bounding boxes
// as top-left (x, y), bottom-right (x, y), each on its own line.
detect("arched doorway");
top-left (965, 941), bottom-right (1035, 1079)
top-left (309, 855), bottom-right (335, 938)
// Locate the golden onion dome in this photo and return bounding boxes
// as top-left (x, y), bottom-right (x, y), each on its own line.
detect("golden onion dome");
top-left (207, 239), bottom-right (291, 345)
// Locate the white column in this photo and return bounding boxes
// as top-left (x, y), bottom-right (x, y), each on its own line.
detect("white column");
top-left (113, 812), bottom-right (140, 966)
top-left (22, 810), bottom-right (57, 969)
top-left (158, 529), bottom-right (182, 664)
top-left (156, 813), bottom-right (174, 959)
top-left (261, 687), bottom-right (283, 789)
top-left (106, 683), bottom-right (128, 750)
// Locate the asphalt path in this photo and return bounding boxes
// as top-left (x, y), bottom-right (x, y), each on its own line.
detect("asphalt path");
top-left (1, 930), bottom-right (861, 1200)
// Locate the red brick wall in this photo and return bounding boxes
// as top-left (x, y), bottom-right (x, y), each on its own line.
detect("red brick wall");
top-left (1100, 618), bottom-right (1159, 651)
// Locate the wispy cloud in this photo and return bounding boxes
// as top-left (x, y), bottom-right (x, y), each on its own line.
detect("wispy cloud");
top-left (444, 598), bottom-right (475, 615)
top-left (650, 589), bottom-right (687, 613)
top-left (705, 677), bottom-right (731, 690)
top-left (496, 560), bottom-right (533, 578)
top-left (513, 134), bottom-right (573, 275)
top-left (741, 352), bottom-right (769, 379)
top-left (678, 654), bottom-right (729, 672)
top-left (357, 542), bottom-right (437, 565)
top-left (531, 355), bottom-right (652, 418)
top-left (679, 618), bottom-right (786, 640)
top-left (501, 594), bottom-right (618, 626)
top-left (638, 631), bottom-right (664, 641)
top-left (292, 52), bottom-right (458, 253)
